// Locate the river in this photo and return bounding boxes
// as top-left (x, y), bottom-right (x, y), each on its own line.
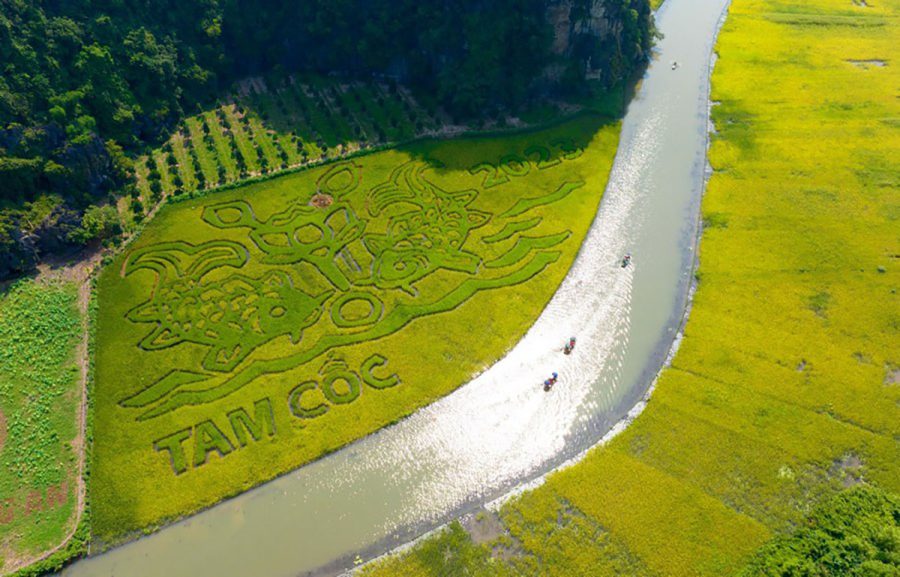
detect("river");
top-left (62, 0), bottom-right (730, 574)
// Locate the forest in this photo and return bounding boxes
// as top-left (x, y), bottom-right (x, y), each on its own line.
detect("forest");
top-left (0, 0), bottom-right (653, 279)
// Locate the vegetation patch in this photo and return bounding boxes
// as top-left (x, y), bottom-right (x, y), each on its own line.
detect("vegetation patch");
top-left (90, 115), bottom-right (621, 542)
top-left (0, 280), bottom-right (82, 573)
top-left (740, 486), bottom-right (899, 577)
top-left (363, 0), bottom-right (899, 574)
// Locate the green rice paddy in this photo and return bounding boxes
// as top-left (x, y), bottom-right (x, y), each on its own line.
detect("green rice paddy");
top-left (90, 115), bottom-right (622, 543)
top-left (6, 0), bottom-right (896, 573)
top-left (0, 281), bottom-right (83, 573)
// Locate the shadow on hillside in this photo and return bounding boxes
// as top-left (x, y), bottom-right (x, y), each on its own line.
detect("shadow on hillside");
top-left (396, 111), bottom-right (610, 176)
top-left (396, 74), bottom-right (640, 175)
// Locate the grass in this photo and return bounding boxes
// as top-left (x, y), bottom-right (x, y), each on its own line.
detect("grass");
top-left (362, 0), bottom-right (900, 574)
top-left (243, 114), bottom-right (287, 170)
top-left (0, 280), bottom-right (82, 573)
top-left (90, 114), bottom-right (622, 543)
top-left (367, 522), bottom-right (513, 577)
top-left (203, 111), bottom-right (239, 181)
top-left (151, 151), bottom-right (173, 194)
top-left (134, 75), bottom-right (429, 202)
top-left (169, 133), bottom-right (197, 192)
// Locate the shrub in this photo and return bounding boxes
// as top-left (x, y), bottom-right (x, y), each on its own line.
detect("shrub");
top-left (69, 205), bottom-right (122, 244)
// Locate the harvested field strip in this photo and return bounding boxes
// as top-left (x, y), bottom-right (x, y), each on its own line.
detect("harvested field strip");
top-left (311, 84), bottom-right (356, 144)
top-left (352, 85), bottom-right (403, 141)
top-left (272, 88), bottom-right (325, 159)
top-left (221, 106), bottom-right (261, 174)
top-left (335, 86), bottom-right (377, 142)
top-left (241, 113), bottom-right (285, 169)
top-left (134, 74), bottom-right (585, 217)
top-left (151, 151), bottom-right (173, 194)
top-left (251, 89), bottom-right (294, 131)
top-left (170, 133), bottom-right (197, 192)
top-left (134, 156), bottom-right (152, 198)
top-left (295, 84), bottom-right (340, 148)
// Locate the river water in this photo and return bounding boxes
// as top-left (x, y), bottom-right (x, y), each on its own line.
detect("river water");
top-left (62, 0), bottom-right (729, 574)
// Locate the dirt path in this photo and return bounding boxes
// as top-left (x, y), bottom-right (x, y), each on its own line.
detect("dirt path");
top-left (2, 247), bottom-right (102, 575)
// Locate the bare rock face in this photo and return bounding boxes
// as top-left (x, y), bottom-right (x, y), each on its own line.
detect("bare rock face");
top-left (543, 0), bottom-right (650, 87)
top-left (547, 2), bottom-right (575, 56)
top-left (547, 0), bottom-right (613, 57)
top-left (579, 1), bottom-right (614, 42)
top-left (544, 0), bottom-right (619, 82)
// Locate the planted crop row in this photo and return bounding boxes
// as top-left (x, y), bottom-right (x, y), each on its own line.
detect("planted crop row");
top-left (131, 76), bottom-right (445, 216)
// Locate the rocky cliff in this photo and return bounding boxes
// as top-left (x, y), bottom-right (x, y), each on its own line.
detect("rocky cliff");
top-left (545, 0), bottom-right (652, 86)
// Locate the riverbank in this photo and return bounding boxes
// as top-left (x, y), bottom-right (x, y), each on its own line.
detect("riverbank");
top-left (361, 0), bottom-right (899, 574)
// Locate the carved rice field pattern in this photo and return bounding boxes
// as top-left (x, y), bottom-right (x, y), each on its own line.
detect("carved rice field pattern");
top-left (92, 115), bottom-right (618, 539)
top-left (119, 155), bottom-right (583, 421)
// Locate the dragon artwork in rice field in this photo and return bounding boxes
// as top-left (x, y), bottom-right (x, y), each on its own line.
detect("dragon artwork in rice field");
top-left (360, 162), bottom-right (490, 295)
top-left (119, 161), bottom-right (582, 420)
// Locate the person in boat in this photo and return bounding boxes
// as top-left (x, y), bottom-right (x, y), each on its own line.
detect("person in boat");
top-left (544, 372), bottom-right (559, 391)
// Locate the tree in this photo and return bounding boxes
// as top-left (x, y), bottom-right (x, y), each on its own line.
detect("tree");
top-left (0, 157), bottom-right (42, 203)
top-left (69, 205), bottom-right (121, 244)
top-left (0, 0), bottom-right (654, 279)
top-left (741, 487), bottom-right (900, 577)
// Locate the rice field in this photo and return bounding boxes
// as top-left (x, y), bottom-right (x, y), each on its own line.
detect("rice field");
top-left (362, 0), bottom-right (900, 574)
top-left (90, 116), bottom-right (623, 543)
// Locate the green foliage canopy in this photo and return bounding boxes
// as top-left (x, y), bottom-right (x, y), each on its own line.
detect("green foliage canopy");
top-left (741, 487), bottom-right (900, 577)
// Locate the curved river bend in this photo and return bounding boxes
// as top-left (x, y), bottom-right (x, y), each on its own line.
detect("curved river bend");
top-left (62, 0), bottom-right (729, 574)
